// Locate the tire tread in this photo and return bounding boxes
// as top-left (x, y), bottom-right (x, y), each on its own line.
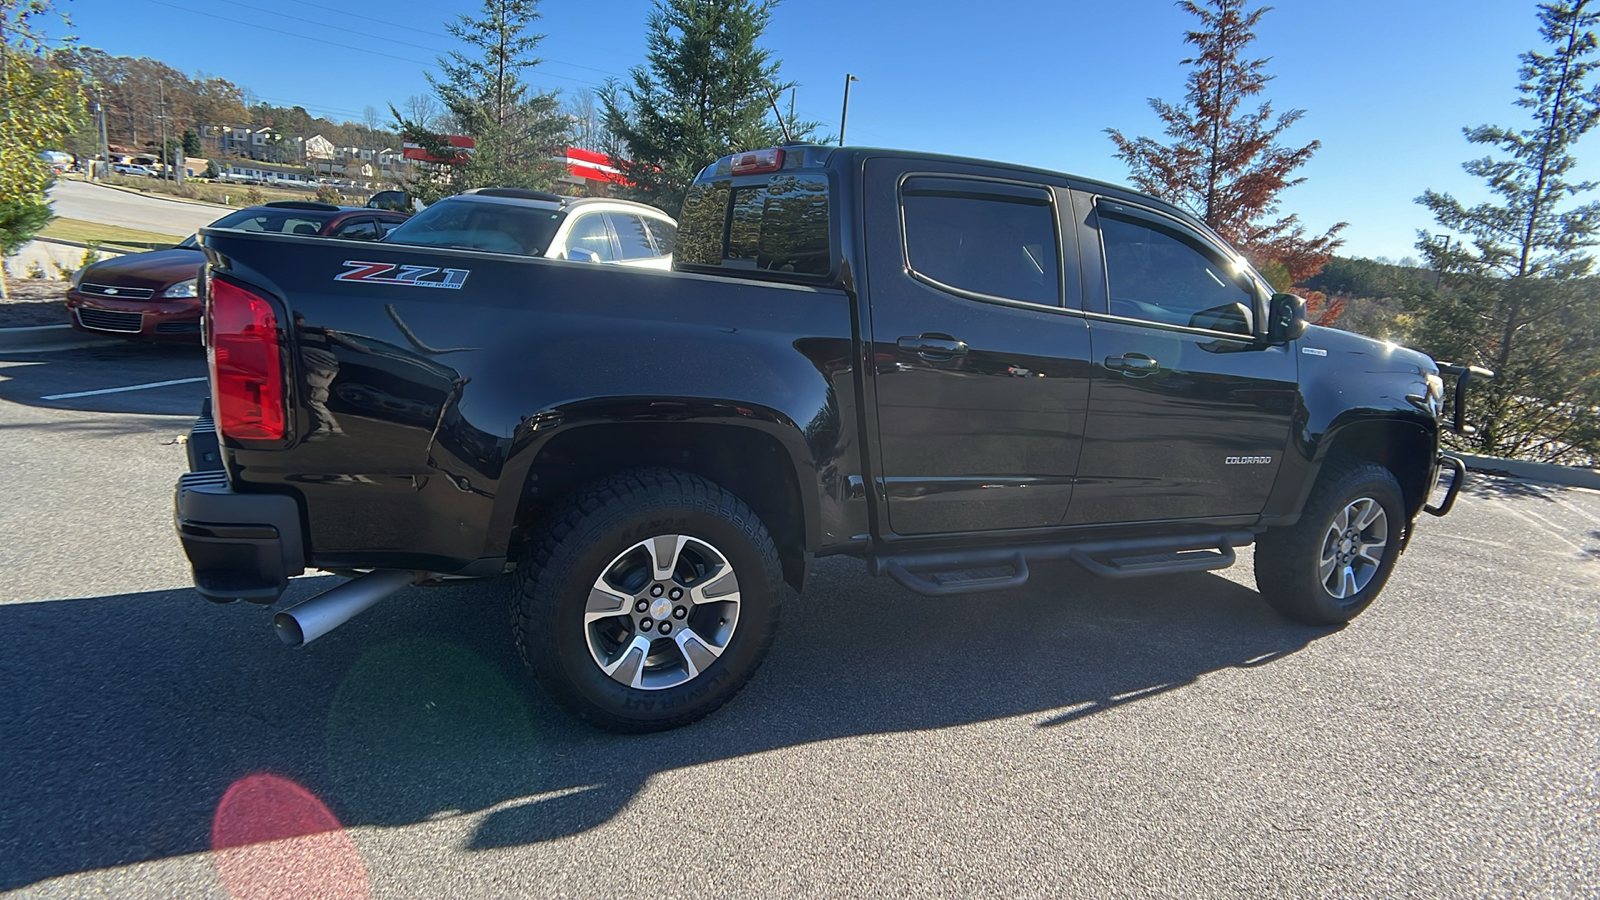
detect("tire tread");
top-left (510, 467), bottom-right (783, 732)
top-left (1255, 457), bottom-right (1404, 626)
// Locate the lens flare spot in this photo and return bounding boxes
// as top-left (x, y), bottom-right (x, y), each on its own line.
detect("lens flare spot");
top-left (211, 773), bottom-right (369, 900)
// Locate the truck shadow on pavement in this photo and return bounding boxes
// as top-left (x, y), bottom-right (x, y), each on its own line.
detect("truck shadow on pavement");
top-left (0, 558), bottom-right (1328, 889)
top-left (0, 341), bottom-right (206, 417)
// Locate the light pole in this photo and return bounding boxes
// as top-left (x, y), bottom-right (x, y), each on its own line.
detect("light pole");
top-left (839, 73), bottom-right (859, 147)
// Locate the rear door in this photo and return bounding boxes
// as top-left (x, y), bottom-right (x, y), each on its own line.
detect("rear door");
top-left (607, 212), bottom-right (672, 269)
top-left (1066, 194), bottom-right (1297, 524)
top-left (558, 212), bottom-right (618, 262)
top-left (863, 156), bottom-right (1092, 536)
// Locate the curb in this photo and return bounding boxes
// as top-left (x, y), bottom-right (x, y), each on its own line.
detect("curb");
top-left (32, 236), bottom-right (146, 253)
top-left (70, 178), bottom-right (233, 209)
top-left (1457, 452), bottom-right (1600, 491)
top-left (0, 324), bottom-right (120, 352)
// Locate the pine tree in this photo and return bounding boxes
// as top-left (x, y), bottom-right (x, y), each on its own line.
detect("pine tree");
top-left (1415, 0), bottom-right (1600, 463)
top-left (600, 0), bottom-right (814, 214)
top-left (394, 0), bottom-right (568, 203)
top-left (1106, 0), bottom-right (1344, 288)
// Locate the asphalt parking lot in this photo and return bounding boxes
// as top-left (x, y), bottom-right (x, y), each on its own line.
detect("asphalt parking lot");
top-left (1, 341), bottom-right (1596, 898)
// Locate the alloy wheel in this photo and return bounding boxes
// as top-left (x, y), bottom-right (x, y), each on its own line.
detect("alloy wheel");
top-left (583, 534), bottom-right (741, 690)
top-left (1318, 497), bottom-right (1389, 600)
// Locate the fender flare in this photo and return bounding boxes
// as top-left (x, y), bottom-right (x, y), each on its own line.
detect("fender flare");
top-left (480, 396), bottom-right (826, 560)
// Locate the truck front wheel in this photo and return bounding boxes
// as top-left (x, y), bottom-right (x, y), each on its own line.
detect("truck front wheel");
top-left (511, 468), bottom-right (783, 732)
top-left (1254, 460), bottom-right (1405, 626)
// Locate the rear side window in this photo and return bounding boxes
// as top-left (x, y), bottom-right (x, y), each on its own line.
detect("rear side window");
top-left (609, 213), bottom-right (658, 259)
top-left (643, 218), bottom-right (676, 255)
top-left (565, 214), bottom-right (617, 261)
top-left (901, 178), bottom-right (1060, 307)
top-left (211, 209), bottom-right (330, 235)
top-left (676, 174), bottom-right (831, 277)
top-left (333, 219), bottom-right (379, 240)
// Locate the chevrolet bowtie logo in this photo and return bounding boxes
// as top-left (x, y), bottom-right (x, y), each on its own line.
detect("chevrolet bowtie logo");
top-left (104, 287), bottom-right (118, 295)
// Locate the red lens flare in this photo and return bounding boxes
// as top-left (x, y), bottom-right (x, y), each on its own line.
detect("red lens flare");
top-left (211, 773), bottom-right (369, 900)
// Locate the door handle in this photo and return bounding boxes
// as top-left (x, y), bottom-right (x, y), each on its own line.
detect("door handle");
top-left (1105, 353), bottom-right (1160, 374)
top-left (898, 334), bottom-right (969, 359)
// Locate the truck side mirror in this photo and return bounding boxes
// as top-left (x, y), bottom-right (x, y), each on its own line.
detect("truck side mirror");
top-left (1267, 292), bottom-right (1308, 345)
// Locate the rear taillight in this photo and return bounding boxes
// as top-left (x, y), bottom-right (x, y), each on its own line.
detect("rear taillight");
top-left (731, 148), bottom-right (784, 175)
top-left (209, 277), bottom-right (285, 440)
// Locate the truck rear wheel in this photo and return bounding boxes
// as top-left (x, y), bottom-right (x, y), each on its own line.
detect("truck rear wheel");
top-left (511, 468), bottom-right (783, 732)
top-left (1254, 460), bottom-right (1405, 626)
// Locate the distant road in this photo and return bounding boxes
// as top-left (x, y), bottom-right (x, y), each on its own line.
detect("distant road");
top-left (47, 180), bottom-right (227, 236)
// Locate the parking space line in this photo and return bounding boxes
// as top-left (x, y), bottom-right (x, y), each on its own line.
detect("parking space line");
top-left (41, 377), bottom-right (208, 401)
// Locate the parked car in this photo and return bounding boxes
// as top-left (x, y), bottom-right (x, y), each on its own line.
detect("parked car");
top-left (381, 188), bottom-right (677, 270)
top-left (113, 164), bottom-right (156, 177)
top-left (67, 201), bottom-right (411, 341)
top-left (366, 189), bottom-right (413, 212)
top-left (174, 144), bottom-right (1487, 733)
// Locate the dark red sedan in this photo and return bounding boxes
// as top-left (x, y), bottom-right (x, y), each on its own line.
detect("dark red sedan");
top-left (67, 201), bottom-right (410, 341)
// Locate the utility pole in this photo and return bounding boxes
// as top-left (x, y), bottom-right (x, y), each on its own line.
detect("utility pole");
top-left (158, 80), bottom-right (168, 182)
top-left (838, 73), bottom-right (858, 147)
top-left (97, 97), bottom-right (109, 180)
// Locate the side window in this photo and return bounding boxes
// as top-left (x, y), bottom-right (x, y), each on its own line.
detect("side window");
top-left (333, 219), bottom-right (380, 241)
top-left (564, 214), bottom-right (616, 262)
top-left (1100, 214), bottom-right (1255, 335)
top-left (608, 213), bottom-right (657, 260)
top-left (643, 218), bottom-right (676, 256)
top-left (901, 178), bottom-right (1060, 307)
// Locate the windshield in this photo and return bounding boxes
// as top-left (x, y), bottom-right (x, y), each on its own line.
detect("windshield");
top-left (207, 208), bottom-right (330, 235)
top-left (382, 198), bottom-right (563, 256)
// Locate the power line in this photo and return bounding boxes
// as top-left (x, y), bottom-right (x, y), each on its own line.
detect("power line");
top-left (140, 0), bottom-right (436, 68)
top-left (139, 0), bottom-right (609, 90)
top-left (273, 0), bottom-right (627, 79)
top-left (208, 0), bottom-right (450, 57)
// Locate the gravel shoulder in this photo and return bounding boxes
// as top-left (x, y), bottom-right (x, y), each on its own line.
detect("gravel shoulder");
top-left (0, 278), bottom-right (68, 327)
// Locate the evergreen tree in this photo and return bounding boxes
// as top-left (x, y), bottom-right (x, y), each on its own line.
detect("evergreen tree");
top-left (1106, 0), bottom-right (1344, 287)
top-left (394, 0), bottom-right (568, 203)
top-left (1415, 0), bottom-right (1600, 463)
top-left (0, 0), bottom-right (81, 296)
top-left (600, 0), bottom-right (814, 214)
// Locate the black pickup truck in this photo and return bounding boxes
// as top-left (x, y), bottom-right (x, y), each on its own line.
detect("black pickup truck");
top-left (176, 145), bottom-right (1482, 731)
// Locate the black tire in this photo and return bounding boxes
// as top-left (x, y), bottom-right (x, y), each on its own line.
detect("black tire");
top-left (511, 468), bottom-right (784, 732)
top-left (1255, 459), bottom-right (1406, 626)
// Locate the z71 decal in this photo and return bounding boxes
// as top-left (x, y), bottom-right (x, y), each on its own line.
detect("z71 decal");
top-left (335, 260), bottom-right (470, 290)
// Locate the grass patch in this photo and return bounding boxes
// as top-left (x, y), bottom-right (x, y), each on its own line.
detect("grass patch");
top-left (41, 217), bottom-right (186, 251)
top-left (92, 173), bottom-right (378, 207)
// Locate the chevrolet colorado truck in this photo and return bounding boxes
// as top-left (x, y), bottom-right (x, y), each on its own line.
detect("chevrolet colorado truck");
top-left (175, 145), bottom-right (1484, 731)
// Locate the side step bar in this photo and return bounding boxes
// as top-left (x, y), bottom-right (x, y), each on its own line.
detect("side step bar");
top-left (870, 531), bottom-right (1254, 597)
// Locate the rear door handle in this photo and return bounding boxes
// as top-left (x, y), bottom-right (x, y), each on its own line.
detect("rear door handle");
top-left (898, 334), bottom-right (969, 359)
top-left (1105, 353), bottom-right (1160, 374)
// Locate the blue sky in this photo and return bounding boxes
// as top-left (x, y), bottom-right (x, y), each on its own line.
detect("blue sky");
top-left (53, 0), bottom-right (1571, 260)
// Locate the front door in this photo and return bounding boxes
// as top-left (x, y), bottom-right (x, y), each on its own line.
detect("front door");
top-left (863, 157), bottom-right (1092, 536)
top-left (1066, 195), bottom-right (1297, 525)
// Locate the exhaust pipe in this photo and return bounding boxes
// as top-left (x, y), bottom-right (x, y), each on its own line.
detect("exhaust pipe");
top-left (273, 569), bottom-right (418, 647)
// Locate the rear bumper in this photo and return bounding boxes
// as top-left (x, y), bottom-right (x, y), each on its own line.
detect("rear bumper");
top-left (174, 416), bottom-right (305, 603)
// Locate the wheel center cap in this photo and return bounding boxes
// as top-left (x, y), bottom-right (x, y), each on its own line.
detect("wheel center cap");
top-left (649, 596), bottom-right (673, 620)
top-left (1340, 538), bottom-right (1354, 555)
